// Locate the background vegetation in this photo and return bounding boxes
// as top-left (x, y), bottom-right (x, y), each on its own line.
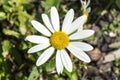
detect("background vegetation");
top-left (0, 0), bottom-right (120, 80)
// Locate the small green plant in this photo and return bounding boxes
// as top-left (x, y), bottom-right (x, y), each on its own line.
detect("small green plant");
top-left (114, 58), bottom-right (120, 75)
top-left (102, 9), bottom-right (120, 36)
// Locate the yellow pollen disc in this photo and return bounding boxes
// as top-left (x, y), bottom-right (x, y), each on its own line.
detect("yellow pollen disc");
top-left (50, 32), bottom-right (69, 50)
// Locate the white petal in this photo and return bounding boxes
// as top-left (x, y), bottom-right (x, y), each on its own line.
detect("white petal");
top-left (36, 47), bottom-right (55, 66)
top-left (50, 7), bottom-right (60, 31)
top-left (67, 44), bottom-right (91, 63)
top-left (68, 15), bottom-right (87, 34)
top-left (86, 7), bottom-right (91, 13)
top-left (28, 44), bottom-right (50, 53)
top-left (70, 42), bottom-right (93, 51)
top-left (25, 35), bottom-right (49, 44)
top-left (60, 50), bottom-right (72, 72)
top-left (62, 9), bottom-right (74, 33)
top-left (42, 14), bottom-right (55, 33)
top-left (77, 15), bottom-right (87, 32)
top-left (56, 50), bottom-right (63, 74)
top-left (31, 20), bottom-right (51, 36)
top-left (86, 0), bottom-right (90, 7)
top-left (70, 30), bottom-right (94, 40)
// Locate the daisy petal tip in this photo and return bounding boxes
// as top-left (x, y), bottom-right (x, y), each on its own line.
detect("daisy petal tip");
top-left (91, 46), bottom-right (94, 50)
top-left (41, 13), bottom-right (45, 17)
top-left (31, 20), bottom-right (38, 26)
top-left (25, 36), bottom-right (31, 41)
top-left (51, 6), bottom-right (56, 9)
top-left (25, 37), bottom-right (28, 41)
top-left (69, 9), bottom-right (74, 15)
top-left (60, 69), bottom-right (64, 74)
top-left (27, 47), bottom-right (39, 54)
top-left (60, 71), bottom-right (63, 74)
top-left (91, 30), bottom-right (95, 34)
top-left (85, 58), bottom-right (91, 63)
top-left (70, 8), bottom-right (74, 12)
top-left (36, 59), bottom-right (43, 66)
top-left (57, 72), bottom-right (61, 75)
top-left (87, 45), bottom-right (94, 51)
top-left (68, 68), bottom-right (72, 72)
top-left (27, 50), bottom-right (33, 54)
top-left (36, 62), bottom-right (40, 66)
top-left (56, 69), bottom-right (63, 74)
top-left (31, 20), bottom-right (36, 24)
top-left (51, 6), bottom-right (57, 12)
top-left (58, 71), bottom-right (62, 74)
top-left (87, 30), bottom-right (95, 37)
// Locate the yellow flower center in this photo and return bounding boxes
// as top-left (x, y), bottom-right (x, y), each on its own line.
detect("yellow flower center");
top-left (84, 13), bottom-right (89, 23)
top-left (50, 32), bottom-right (69, 50)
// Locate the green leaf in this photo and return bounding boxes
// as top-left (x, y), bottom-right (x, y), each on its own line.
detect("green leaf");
top-left (64, 67), bottom-right (78, 80)
top-left (41, 0), bottom-right (60, 14)
top-left (2, 40), bottom-right (11, 58)
top-left (28, 66), bottom-right (40, 80)
top-left (41, 58), bottom-right (55, 72)
top-left (0, 12), bottom-right (6, 20)
top-left (10, 49), bottom-right (22, 66)
top-left (116, 0), bottom-right (120, 9)
top-left (19, 25), bottom-right (27, 35)
top-left (3, 29), bottom-right (20, 38)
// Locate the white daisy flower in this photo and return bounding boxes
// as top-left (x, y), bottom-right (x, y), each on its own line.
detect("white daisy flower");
top-left (78, 0), bottom-right (91, 31)
top-left (26, 7), bottom-right (94, 74)
top-left (80, 0), bottom-right (91, 14)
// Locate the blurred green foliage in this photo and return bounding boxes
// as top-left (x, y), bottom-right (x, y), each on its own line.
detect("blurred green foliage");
top-left (41, 0), bottom-right (60, 14)
top-left (0, 0), bottom-right (34, 80)
top-left (102, 16), bottom-right (120, 34)
top-left (116, 0), bottom-right (120, 9)
top-left (102, 9), bottom-right (120, 36)
top-left (0, 0), bottom-right (120, 80)
top-left (115, 58), bottom-right (120, 75)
